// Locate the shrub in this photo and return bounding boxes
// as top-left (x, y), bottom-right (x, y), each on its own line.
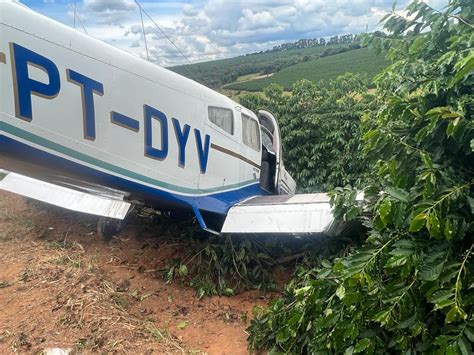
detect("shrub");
top-left (248, 0), bottom-right (474, 353)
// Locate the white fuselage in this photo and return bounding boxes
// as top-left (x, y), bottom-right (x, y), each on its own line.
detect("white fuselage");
top-left (0, 1), bottom-right (295, 229)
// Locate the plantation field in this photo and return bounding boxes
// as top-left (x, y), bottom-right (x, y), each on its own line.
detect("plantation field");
top-left (169, 43), bottom-right (349, 89)
top-left (226, 47), bottom-right (390, 91)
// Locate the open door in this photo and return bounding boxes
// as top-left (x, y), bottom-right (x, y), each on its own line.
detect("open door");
top-left (257, 110), bottom-right (296, 195)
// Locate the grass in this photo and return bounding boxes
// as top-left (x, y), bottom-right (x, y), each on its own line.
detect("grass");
top-left (145, 322), bottom-right (184, 352)
top-left (225, 47), bottom-right (390, 91)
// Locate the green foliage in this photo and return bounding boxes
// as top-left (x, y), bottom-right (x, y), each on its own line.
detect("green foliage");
top-left (164, 235), bottom-right (276, 298)
top-left (227, 47), bottom-right (390, 91)
top-left (240, 73), bottom-right (376, 192)
top-left (248, 0), bottom-right (474, 353)
top-left (170, 43), bottom-right (351, 89)
top-left (163, 232), bottom-right (352, 299)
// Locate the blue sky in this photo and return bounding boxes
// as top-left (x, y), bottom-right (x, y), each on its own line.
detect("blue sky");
top-left (18, 0), bottom-right (448, 66)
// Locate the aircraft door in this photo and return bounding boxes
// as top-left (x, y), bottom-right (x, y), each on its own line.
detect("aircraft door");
top-left (257, 110), bottom-right (296, 195)
top-left (238, 109), bottom-right (262, 195)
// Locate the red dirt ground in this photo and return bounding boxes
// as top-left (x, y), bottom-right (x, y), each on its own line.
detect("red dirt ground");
top-left (0, 191), bottom-right (279, 354)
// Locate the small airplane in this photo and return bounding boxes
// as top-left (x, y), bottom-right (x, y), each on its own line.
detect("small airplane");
top-left (0, 0), bottom-right (361, 236)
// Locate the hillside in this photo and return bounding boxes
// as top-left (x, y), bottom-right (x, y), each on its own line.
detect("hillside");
top-left (169, 43), bottom-right (352, 89)
top-left (225, 47), bottom-right (390, 91)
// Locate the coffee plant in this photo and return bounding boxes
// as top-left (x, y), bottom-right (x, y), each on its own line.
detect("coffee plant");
top-left (248, 0), bottom-right (474, 353)
top-left (239, 73), bottom-right (376, 192)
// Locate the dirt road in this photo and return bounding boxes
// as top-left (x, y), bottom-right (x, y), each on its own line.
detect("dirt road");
top-left (0, 191), bottom-right (275, 354)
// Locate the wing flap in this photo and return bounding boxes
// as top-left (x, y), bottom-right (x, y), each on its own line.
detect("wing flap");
top-left (0, 172), bottom-right (131, 219)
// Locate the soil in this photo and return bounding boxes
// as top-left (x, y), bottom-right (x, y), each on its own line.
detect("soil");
top-left (0, 191), bottom-right (281, 354)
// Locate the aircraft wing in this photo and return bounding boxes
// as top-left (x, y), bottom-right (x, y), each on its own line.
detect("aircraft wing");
top-left (0, 170), bottom-right (131, 220)
top-left (221, 193), bottom-right (364, 236)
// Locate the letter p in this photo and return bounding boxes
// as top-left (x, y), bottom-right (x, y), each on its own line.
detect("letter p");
top-left (10, 43), bottom-right (61, 121)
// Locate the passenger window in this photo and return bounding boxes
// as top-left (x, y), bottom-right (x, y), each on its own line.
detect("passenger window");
top-left (208, 106), bottom-right (234, 134)
top-left (242, 114), bottom-right (261, 151)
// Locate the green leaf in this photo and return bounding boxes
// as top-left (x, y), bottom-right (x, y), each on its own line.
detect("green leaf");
top-left (457, 337), bottom-right (471, 355)
top-left (429, 289), bottom-right (453, 303)
top-left (379, 199), bottom-right (392, 226)
top-left (374, 310), bottom-right (391, 325)
top-left (445, 306), bottom-right (459, 323)
top-left (177, 320), bottom-right (188, 330)
top-left (397, 314), bottom-right (416, 329)
top-left (447, 117), bottom-right (461, 138)
top-left (354, 338), bottom-right (371, 353)
top-left (426, 212), bottom-right (441, 237)
top-left (386, 187), bottom-right (409, 203)
top-left (444, 219), bottom-right (454, 239)
top-left (421, 152), bottom-right (433, 170)
top-left (336, 285), bottom-right (346, 300)
top-left (222, 288), bottom-right (234, 296)
top-left (178, 264), bottom-right (188, 277)
top-left (465, 327), bottom-right (474, 343)
top-left (321, 260), bottom-right (332, 268)
top-left (420, 261), bottom-right (444, 281)
top-left (433, 299), bottom-right (455, 310)
top-left (453, 52), bottom-right (474, 84)
top-left (409, 213), bottom-right (427, 232)
top-left (344, 324), bottom-right (359, 340)
top-left (344, 207), bottom-right (360, 221)
top-left (446, 343), bottom-right (461, 355)
top-left (467, 196), bottom-right (474, 215)
top-left (294, 286), bottom-right (311, 296)
top-left (386, 254), bottom-right (409, 268)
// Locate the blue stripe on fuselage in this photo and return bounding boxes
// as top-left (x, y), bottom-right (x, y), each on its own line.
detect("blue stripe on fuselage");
top-left (0, 135), bottom-right (267, 215)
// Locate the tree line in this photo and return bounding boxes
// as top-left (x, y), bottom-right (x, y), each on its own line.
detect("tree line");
top-left (262, 34), bottom-right (359, 54)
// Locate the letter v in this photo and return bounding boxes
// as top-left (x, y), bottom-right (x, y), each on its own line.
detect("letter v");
top-left (194, 128), bottom-right (210, 174)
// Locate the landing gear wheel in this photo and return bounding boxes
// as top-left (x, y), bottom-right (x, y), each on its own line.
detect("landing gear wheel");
top-left (97, 217), bottom-right (123, 241)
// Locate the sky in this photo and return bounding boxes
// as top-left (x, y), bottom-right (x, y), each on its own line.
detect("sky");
top-left (18, 0), bottom-right (448, 67)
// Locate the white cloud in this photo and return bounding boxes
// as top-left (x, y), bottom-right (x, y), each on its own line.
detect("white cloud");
top-left (84, 0), bottom-right (135, 12)
top-left (26, 0), bottom-right (449, 67)
top-left (83, 0), bottom-right (137, 25)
